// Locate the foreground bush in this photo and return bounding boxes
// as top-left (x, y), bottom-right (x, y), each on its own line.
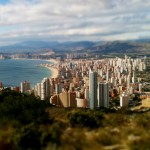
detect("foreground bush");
top-left (0, 90), bottom-right (52, 125)
top-left (68, 110), bottom-right (104, 128)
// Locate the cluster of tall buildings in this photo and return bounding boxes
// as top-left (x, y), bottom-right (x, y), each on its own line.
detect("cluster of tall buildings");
top-left (18, 55), bottom-right (147, 109)
top-left (89, 71), bottom-right (109, 109)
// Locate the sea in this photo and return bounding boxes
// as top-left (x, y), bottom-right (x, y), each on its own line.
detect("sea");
top-left (0, 59), bottom-right (52, 88)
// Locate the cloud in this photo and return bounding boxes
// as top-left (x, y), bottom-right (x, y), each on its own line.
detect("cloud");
top-left (0, 0), bottom-right (150, 45)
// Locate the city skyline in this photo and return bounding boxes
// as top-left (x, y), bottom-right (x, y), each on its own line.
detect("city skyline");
top-left (0, 0), bottom-right (150, 46)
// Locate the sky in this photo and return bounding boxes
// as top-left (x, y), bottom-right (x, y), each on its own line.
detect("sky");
top-left (0, 0), bottom-right (150, 46)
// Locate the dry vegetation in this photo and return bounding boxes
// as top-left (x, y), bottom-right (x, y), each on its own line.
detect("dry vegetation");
top-left (46, 108), bottom-right (150, 150)
top-left (0, 90), bottom-right (150, 150)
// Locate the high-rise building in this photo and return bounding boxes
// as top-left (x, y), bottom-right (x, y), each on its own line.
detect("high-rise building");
top-left (84, 88), bottom-right (89, 100)
top-left (37, 83), bottom-right (41, 97)
top-left (55, 83), bottom-right (62, 94)
top-left (45, 78), bottom-right (51, 98)
top-left (120, 92), bottom-right (129, 107)
top-left (97, 82), bottom-right (109, 108)
top-left (21, 81), bottom-right (30, 93)
top-left (41, 78), bottom-right (51, 100)
top-left (89, 71), bottom-right (98, 109)
top-left (127, 75), bottom-right (131, 90)
top-left (106, 68), bottom-right (109, 82)
top-left (41, 80), bottom-right (46, 100)
top-left (132, 70), bottom-right (137, 83)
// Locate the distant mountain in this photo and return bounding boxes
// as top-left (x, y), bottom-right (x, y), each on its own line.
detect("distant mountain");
top-left (83, 41), bottom-right (150, 54)
top-left (0, 41), bottom-right (59, 53)
top-left (53, 41), bottom-right (95, 52)
top-left (0, 40), bottom-right (150, 54)
top-left (0, 41), bottom-right (95, 53)
top-left (132, 38), bottom-right (150, 43)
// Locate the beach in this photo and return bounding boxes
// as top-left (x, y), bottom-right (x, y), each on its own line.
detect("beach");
top-left (48, 66), bottom-right (59, 78)
top-left (39, 59), bottom-right (59, 79)
top-left (45, 59), bottom-right (60, 78)
top-left (12, 58), bottom-right (59, 79)
top-left (38, 64), bottom-right (59, 78)
top-left (43, 65), bottom-right (58, 78)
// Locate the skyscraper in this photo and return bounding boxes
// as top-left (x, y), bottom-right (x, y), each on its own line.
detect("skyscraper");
top-left (132, 70), bottom-right (137, 83)
top-left (89, 70), bottom-right (98, 109)
top-left (41, 78), bottom-right (51, 100)
top-left (41, 80), bottom-right (46, 100)
top-left (106, 64), bottom-right (110, 82)
top-left (37, 83), bottom-right (41, 97)
top-left (21, 81), bottom-right (30, 93)
top-left (55, 83), bottom-right (62, 94)
top-left (97, 82), bottom-right (109, 108)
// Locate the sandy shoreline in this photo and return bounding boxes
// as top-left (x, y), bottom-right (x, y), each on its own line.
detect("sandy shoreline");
top-left (42, 59), bottom-right (59, 78)
top-left (45, 66), bottom-right (59, 78)
top-left (12, 58), bottom-right (59, 79)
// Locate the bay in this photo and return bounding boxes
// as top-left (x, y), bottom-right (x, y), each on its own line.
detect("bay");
top-left (0, 59), bottom-right (52, 88)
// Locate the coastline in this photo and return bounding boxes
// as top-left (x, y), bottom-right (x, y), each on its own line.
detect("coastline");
top-left (41, 58), bottom-right (59, 79)
top-left (39, 62), bottom-right (59, 78)
top-left (46, 66), bottom-right (59, 78)
top-left (0, 58), bottom-right (59, 89)
top-left (12, 58), bottom-right (59, 64)
top-left (12, 58), bottom-right (59, 78)
top-left (46, 58), bottom-right (60, 64)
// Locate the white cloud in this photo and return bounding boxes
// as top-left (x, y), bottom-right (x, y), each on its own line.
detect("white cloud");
top-left (0, 0), bottom-right (150, 45)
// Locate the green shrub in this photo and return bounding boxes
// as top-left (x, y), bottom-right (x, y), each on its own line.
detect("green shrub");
top-left (0, 90), bottom-right (51, 125)
top-left (42, 122), bottom-right (63, 145)
top-left (12, 124), bottom-right (42, 150)
top-left (68, 110), bottom-right (103, 128)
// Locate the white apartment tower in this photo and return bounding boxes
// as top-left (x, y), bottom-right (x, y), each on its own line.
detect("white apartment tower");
top-left (127, 75), bottom-right (131, 90)
top-left (97, 82), bottom-right (109, 108)
top-left (21, 81), bottom-right (30, 93)
top-left (41, 80), bottom-right (46, 100)
top-left (41, 78), bottom-right (51, 100)
top-left (132, 70), bottom-right (137, 83)
top-left (120, 92), bottom-right (129, 107)
top-left (89, 71), bottom-right (98, 109)
top-left (106, 67), bottom-right (109, 82)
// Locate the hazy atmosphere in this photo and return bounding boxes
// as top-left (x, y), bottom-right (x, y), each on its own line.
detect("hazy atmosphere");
top-left (0, 0), bottom-right (150, 45)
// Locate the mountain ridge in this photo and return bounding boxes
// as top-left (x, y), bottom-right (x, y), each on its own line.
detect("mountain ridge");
top-left (0, 39), bottom-right (150, 54)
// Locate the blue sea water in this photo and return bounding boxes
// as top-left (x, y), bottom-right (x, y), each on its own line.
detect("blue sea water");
top-left (0, 59), bottom-right (52, 87)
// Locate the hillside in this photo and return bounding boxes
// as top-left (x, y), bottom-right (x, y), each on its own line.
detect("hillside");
top-left (0, 41), bottom-right (95, 53)
top-left (53, 41), bottom-right (95, 52)
top-left (0, 89), bottom-right (150, 150)
top-left (83, 41), bottom-right (150, 54)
